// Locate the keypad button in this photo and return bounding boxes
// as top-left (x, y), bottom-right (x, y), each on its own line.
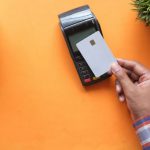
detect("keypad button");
top-left (93, 77), bottom-right (100, 80)
top-left (82, 70), bottom-right (89, 75)
top-left (78, 63), bottom-right (82, 67)
top-left (78, 62), bottom-right (85, 67)
top-left (84, 78), bottom-right (91, 83)
top-left (80, 66), bottom-right (87, 71)
top-left (76, 56), bottom-right (82, 61)
top-left (83, 66), bottom-right (88, 70)
top-left (93, 77), bottom-right (97, 80)
top-left (79, 67), bottom-right (85, 71)
top-left (83, 74), bottom-right (91, 79)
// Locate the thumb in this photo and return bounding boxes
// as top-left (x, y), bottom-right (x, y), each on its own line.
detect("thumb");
top-left (111, 63), bottom-right (135, 94)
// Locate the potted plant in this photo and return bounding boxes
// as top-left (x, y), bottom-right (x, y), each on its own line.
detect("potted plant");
top-left (133, 0), bottom-right (150, 26)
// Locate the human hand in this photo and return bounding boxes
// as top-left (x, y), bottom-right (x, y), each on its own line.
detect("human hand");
top-left (111, 59), bottom-right (150, 120)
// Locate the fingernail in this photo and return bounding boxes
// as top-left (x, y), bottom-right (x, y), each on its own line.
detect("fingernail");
top-left (111, 63), bottom-right (121, 74)
top-left (119, 95), bottom-right (125, 102)
top-left (116, 84), bottom-right (121, 92)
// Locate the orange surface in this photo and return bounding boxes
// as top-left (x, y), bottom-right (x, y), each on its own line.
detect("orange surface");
top-left (0, 0), bottom-right (150, 149)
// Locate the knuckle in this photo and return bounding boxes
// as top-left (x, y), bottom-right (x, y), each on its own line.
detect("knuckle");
top-left (116, 69), bottom-right (125, 80)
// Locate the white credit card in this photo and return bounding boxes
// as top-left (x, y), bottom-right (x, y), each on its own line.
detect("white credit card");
top-left (76, 31), bottom-right (116, 77)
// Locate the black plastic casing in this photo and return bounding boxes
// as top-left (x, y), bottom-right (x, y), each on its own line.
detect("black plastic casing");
top-left (58, 5), bottom-right (110, 86)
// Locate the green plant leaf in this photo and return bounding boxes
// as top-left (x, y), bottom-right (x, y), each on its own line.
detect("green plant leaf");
top-left (132, 0), bottom-right (150, 26)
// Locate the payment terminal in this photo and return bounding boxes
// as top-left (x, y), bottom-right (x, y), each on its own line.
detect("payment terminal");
top-left (58, 5), bottom-right (110, 86)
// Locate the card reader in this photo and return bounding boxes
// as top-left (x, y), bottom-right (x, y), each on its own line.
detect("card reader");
top-left (58, 5), bottom-right (111, 86)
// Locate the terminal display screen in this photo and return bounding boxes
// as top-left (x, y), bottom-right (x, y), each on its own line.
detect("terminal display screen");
top-left (68, 27), bottom-right (96, 52)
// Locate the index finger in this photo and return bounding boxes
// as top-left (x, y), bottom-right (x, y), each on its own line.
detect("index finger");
top-left (117, 58), bottom-right (149, 76)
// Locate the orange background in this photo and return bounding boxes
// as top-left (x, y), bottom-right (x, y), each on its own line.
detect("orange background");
top-left (0, 0), bottom-right (150, 149)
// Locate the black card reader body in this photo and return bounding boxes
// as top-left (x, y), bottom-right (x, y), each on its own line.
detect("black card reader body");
top-left (58, 5), bottom-right (110, 86)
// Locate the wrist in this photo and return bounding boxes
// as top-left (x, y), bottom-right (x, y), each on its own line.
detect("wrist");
top-left (133, 116), bottom-right (150, 150)
top-left (131, 109), bottom-right (150, 121)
